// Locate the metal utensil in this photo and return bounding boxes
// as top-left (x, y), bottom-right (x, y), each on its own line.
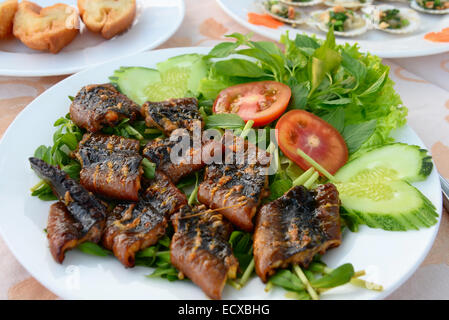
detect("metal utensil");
top-left (440, 174), bottom-right (449, 212)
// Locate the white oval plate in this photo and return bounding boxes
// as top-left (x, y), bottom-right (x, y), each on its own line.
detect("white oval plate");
top-left (0, 47), bottom-right (442, 300)
top-left (0, 0), bottom-right (185, 76)
top-left (216, 0), bottom-right (449, 58)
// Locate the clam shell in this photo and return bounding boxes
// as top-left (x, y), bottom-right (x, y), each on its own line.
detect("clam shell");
top-left (410, 0), bottom-right (449, 14)
top-left (324, 0), bottom-right (373, 9)
top-left (279, 0), bottom-right (323, 7)
top-left (369, 5), bottom-right (421, 34)
top-left (261, 2), bottom-right (307, 24)
top-left (309, 9), bottom-right (370, 36)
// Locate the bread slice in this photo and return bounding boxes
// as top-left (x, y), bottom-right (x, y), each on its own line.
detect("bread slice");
top-left (0, 0), bottom-right (18, 39)
top-left (13, 1), bottom-right (80, 54)
top-left (78, 0), bottom-right (136, 40)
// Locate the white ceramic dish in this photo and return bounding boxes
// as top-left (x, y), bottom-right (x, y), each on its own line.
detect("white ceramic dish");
top-left (216, 0), bottom-right (449, 58)
top-left (0, 0), bottom-right (185, 76)
top-left (0, 47), bottom-right (442, 300)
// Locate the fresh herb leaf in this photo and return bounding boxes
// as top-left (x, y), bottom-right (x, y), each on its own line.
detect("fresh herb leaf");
top-left (342, 120), bottom-right (377, 154)
top-left (310, 263), bottom-right (354, 288)
top-left (270, 270), bottom-right (305, 292)
top-left (78, 242), bottom-right (111, 257)
top-left (142, 158), bottom-right (156, 179)
top-left (214, 59), bottom-right (266, 78)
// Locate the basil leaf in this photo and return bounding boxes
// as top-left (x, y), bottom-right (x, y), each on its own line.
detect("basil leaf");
top-left (208, 42), bottom-right (239, 58)
top-left (359, 71), bottom-right (387, 97)
top-left (342, 120), bottom-right (377, 154)
top-left (322, 108), bottom-right (345, 133)
top-left (287, 78), bottom-right (309, 110)
top-left (295, 34), bottom-right (320, 50)
top-left (341, 50), bottom-right (366, 84)
top-left (214, 59), bottom-right (265, 78)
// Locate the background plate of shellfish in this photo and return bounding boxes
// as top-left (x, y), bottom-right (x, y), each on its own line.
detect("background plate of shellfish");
top-left (217, 0), bottom-right (449, 58)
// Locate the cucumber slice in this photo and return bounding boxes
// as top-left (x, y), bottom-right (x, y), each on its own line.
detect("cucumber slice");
top-left (336, 143), bottom-right (433, 183)
top-left (334, 143), bottom-right (437, 231)
top-left (336, 180), bottom-right (438, 231)
top-left (110, 54), bottom-right (208, 104)
top-left (157, 53), bottom-right (208, 94)
top-left (110, 67), bottom-right (161, 105)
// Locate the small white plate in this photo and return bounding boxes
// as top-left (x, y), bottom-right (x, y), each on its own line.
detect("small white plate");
top-left (217, 0), bottom-right (449, 58)
top-left (0, 0), bottom-right (185, 76)
top-left (0, 47), bottom-right (442, 300)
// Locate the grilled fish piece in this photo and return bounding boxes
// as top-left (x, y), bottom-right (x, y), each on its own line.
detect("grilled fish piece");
top-left (29, 157), bottom-right (106, 263)
top-left (170, 205), bottom-right (239, 300)
top-left (70, 84), bottom-right (140, 132)
top-left (75, 133), bottom-right (143, 201)
top-left (141, 98), bottom-right (204, 135)
top-left (254, 184), bottom-right (342, 282)
top-left (142, 133), bottom-right (205, 184)
top-left (197, 134), bottom-right (270, 232)
top-left (102, 171), bottom-right (187, 267)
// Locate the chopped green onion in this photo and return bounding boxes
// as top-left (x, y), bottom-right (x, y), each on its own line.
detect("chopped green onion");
top-left (142, 158), bottom-right (156, 179)
top-left (296, 148), bottom-right (337, 182)
top-left (125, 124), bottom-right (144, 140)
top-left (265, 281), bottom-right (273, 292)
top-left (292, 167), bottom-right (315, 186)
top-left (188, 172), bottom-right (199, 205)
top-left (303, 171), bottom-right (319, 189)
top-left (228, 279), bottom-right (242, 290)
top-left (239, 258), bottom-right (255, 287)
top-left (30, 180), bottom-right (46, 192)
top-left (240, 120), bottom-right (254, 139)
top-left (293, 265), bottom-right (319, 300)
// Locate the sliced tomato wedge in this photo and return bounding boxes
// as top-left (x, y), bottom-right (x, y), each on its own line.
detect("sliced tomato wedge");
top-left (276, 110), bottom-right (348, 175)
top-left (213, 81), bottom-right (291, 127)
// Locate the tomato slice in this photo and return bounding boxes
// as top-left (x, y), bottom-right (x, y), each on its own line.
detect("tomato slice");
top-left (213, 81), bottom-right (291, 127)
top-left (276, 110), bottom-right (348, 175)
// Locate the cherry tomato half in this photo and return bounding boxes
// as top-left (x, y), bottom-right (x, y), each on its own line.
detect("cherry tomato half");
top-left (276, 110), bottom-right (348, 175)
top-left (213, 81), bottom-right (291, 127)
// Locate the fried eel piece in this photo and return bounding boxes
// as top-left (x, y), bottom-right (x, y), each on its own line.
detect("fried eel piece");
top-left (170, 205), bottom-right (239, 300)
top-left (198, 134), bottom-right (270, 232)
top-left (142, 133), bottom-right (205, 183)
top-left (102, 171), bottom-right (187, 267)
top-left (254, 184), bottom-right (342, 282)
top-left (70, 84), bottom-right (140, 132)
top-left (141, 98), bottom-right (203, 135)
top-left (29, 157), bottom-right (106, 263)
top-left (75, 133), bottom-right (143, 201)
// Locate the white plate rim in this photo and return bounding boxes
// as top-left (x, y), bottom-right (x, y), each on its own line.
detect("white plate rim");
top-left (216, 0), bottom-right (449, 58)
top-left (0, 47), bottom-right (443, 300)
top-left (0, 0), bottom-right (186, 77)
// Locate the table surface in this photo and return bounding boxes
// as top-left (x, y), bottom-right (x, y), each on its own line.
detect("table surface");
top-left (1, 0), bottom-right (449, 300)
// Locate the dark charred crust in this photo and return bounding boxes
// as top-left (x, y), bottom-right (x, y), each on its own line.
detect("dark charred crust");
top-left (29, 158), bottom-right (106, 263)
top-left (142, 133), bottom-right (205, 183)
top-left (254, 184), bottom-right (341, 282)
top-left (29, 157), bottom-right (106, 238)
top-left (102, 171), bottom-right (187, 267)
top-left (198, 134), bottom-right (270, 232)
top-left (70, 84), bottom-right (140, 132)
top-left (170, 205), bottom-right (238, 300)
top-left (141, 98), bottom-right (204, 135)
top-left (76, 133), bottom-right (143, 201)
